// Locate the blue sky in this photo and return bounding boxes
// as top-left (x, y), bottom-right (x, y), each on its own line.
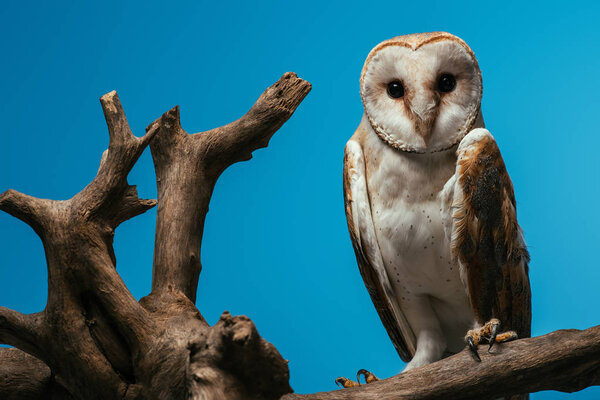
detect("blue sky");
top-left (1, 1), bottom-right (598, 398)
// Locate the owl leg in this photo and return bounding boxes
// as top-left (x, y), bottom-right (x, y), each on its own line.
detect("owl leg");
top-left (335, 369), bottom-right (379, 388)
top-left (465, 318), bottom-right (518, 361)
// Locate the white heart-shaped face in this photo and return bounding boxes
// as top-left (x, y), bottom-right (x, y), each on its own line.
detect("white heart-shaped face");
top-left (361, 33), bottom-right (482, 153)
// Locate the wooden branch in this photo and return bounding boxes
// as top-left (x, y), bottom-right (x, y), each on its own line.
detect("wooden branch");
top-left (1, 76), bottom-right (310, 399)
top-left (0, 348), bottom-right (74, 400)
top-left (187, 312), bottom-right (292, 399)
top-left (0, 309), bottom-right (44, 360)
top-left (0, 91), bottom-right (159, 399)
top-left (80, 91), bottom-right (157, 227)
top-left (283, 325), bottom-right (600, 400)
top-left (202, 71), bottom-right (313, 172)
top-left (0, 190), bottom-right (55, 236)
top-left (148, 72), bottom-right (311, 302)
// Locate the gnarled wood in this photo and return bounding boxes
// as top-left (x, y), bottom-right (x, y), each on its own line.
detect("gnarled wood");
top-left (0, 348), bottom-right (73, 400)
top-left (0, 73), bottom-right (310, 400)
top-left (149, 72), bottom-right (311, 303)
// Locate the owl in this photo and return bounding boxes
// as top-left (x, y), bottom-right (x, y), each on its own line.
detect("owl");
top-left (338, 32), bottom-right (531, 397)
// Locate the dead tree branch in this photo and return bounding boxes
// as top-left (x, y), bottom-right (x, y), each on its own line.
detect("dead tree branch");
top-left (0, 309), bottom-right (44, 359)
top-left (0, 73), bottom-right (311, 400)
top-left (148, 71), bottom-right (310, 303)
top-left (0, 90), bottom-right (159, 399)
top-left (284, 324), bottom-right (600, 400)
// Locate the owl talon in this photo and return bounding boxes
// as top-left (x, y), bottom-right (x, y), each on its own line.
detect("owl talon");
top-left (357, 369), bottom-right (379, 384)
top-left (335, 377), bottom-right (359, 388)
top-left (466, 319), bottom-right (519, 359)
top-left (467, 335), bottom-right (481, 361)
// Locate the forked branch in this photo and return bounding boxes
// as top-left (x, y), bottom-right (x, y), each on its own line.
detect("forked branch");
top-left (148, 72), bottom-right (311, 302)
top-left (0, 75), bottom-right (311, 400)
top-left (0, 91), bottom-right (158, 399)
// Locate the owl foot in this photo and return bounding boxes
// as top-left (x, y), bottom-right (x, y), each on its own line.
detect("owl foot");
top-left (335, 369), bottom-right (379, 388)
top-left (335, 377), bottom-right (359, 388)
top-left (357, 369), bottom-right (379, 384)
top-left (465, 318), bottom-right (518, 361)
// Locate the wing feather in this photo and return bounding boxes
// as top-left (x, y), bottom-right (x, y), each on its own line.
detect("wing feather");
top-left (449, 129), bottom-right (531, 337)
top-left (344, 139), bottom-right (416, 361)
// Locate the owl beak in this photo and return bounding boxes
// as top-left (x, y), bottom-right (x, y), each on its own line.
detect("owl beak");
top-left (410, 96), bottom-right (439, 145)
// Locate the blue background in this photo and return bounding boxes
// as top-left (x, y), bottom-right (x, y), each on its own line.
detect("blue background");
top-left (1, 1), bottom-right (598, 398)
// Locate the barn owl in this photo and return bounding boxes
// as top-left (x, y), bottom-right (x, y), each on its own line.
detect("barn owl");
top-left (338, 32), bottom-right (531, 396)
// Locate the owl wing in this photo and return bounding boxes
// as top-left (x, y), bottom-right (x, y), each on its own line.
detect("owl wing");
top-left (445, 128), bottom-right (531, 338)
top-left (343, 138), bottom-right (416, 362)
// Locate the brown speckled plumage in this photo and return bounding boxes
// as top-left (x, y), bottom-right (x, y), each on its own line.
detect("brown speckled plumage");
top-left (453, 133), bottom-right (531, 339)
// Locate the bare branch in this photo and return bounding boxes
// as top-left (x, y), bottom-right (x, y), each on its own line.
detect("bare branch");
top-left (0, 190), bottom-right (55, 235)
top-left (0, 348), bottom-right (74, 400)
top-left (148, 73), bottom-right (311, 303)
top-left (0, 309), bottom-right (45, 360)
top-left (1, 80), bottom-right (310, 399)
top-left (0, 91), bottom-right (158, 398)
top-left (283, 325), bottom-right (600, 400)
top-left (202, 72), bottom-right (312, 173)
top-left (100, 91), bottom-right (135, 147)
top-left (80, 91), bottom-right (158, 226)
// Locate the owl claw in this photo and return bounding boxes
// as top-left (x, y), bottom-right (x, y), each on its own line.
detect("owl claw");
top-left (357, 369), bottom-right (379, 384)
top-left (335, 377), bottom-right (359, 388)
top-left (466, 319), bottom-right (518, 361)
top-left (467, 335), bottom-right (481, 361)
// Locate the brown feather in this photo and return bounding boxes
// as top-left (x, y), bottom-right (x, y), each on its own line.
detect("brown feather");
top-left (452, 133), bottom-right (531, 338)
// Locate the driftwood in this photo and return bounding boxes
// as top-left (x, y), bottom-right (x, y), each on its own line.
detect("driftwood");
top-left (0, 72), bottom-right (598, 399)
top-left (0, 72), bottom-right (311, 399)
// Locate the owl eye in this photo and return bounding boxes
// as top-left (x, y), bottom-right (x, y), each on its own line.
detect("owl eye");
top-left (437, 74), bottom-right (456, 93)
top-left (387, 81), bottom-right (404, 98)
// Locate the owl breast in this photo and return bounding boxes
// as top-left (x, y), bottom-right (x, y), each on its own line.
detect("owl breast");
top-left (362, 129), bottom-right (475, 352)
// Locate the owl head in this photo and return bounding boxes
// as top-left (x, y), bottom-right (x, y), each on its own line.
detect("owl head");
top-left (360, 32), bottom-right (482, 153)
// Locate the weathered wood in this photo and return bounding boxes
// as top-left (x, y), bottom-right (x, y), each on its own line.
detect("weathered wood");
top-left (284, 325), bottom-right (600, 400)
top-left (0, 73), bottom-right (311, 400)
top-left (0, 348), bottom-right (74, 400)
top-left (149, 72), bottom-right (311, 303)
top-left (0, 91), bottom-right (159, 400)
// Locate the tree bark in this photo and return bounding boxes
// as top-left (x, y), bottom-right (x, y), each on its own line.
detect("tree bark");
top-left (0, 348), bottom-right (74, 400)
top-left (0, 73), bottom-right (311, 400)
